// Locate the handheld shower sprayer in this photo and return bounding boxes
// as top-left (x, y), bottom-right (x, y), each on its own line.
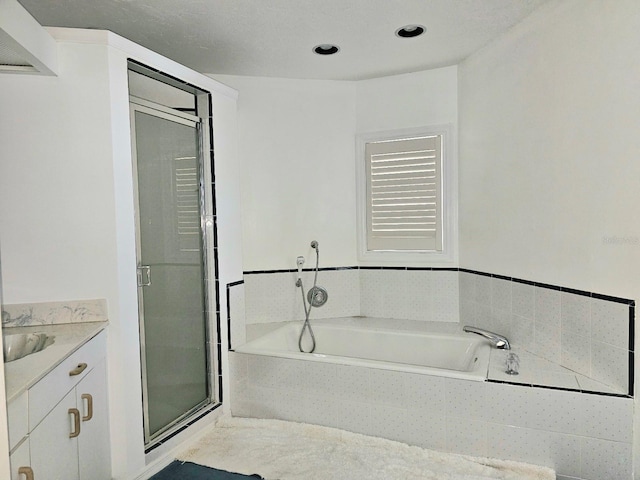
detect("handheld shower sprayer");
top-left (296, 256), bottom-right (305, 286)
top-left (296, 240), bottom-right (327, 353)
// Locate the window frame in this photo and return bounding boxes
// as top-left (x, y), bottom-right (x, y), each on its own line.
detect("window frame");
top-left (355, 125), bottom-right (458, 265)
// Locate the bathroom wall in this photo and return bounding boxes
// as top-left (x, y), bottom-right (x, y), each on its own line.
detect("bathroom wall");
top-left (212, 66), bottom-right (458, 272)
top-left (355, 66), bottom-right (457, 136)
top-left (457, 0), bottom-right (640, 473)
top-left (458, 0), bottom-right (640, 300)
top-left (210, 74), bottom-right (358, 272)
top-left (0, 29), bottom-right (242, 479)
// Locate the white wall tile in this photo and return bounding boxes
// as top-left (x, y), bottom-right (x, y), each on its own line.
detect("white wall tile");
top-left (444, 378), bottom-right (487, 421)
top-left (535, 287), bottom-right (561, 325)
top-left (484, 382), bottom-right (535, 429)
top-left (491, 278), bottom-right (512, 313)
top-left (561, 292), bottom-right (591, 338)
top-left (511, 282), bottom-right (535, 319)
top-left (302, 392), bottom-right (339, 428)
top-left (400, 407), bottom-right (447, 451)
top-left (461, 301), bottom-right (493, 331)
top-left (590, 341), bottom-right (628, 393)
top-left (474, 275), bottom-right (492, 306)
top-left (402, 372), bottom-right (446, 412)
top-left (309, 268), bottom-right (360, 319)
top-left (369, 368), bottom-right (406, 407)
top-left (244, 272), bottom-right (299, 323)
top-left (486, 424), bottom-right (581, 478)
top-left (445, 416), bottom-right (488, 457)
top-left (590, 298), bottom-right (629, 350)
top-left (531, 318), bottom-right (562, 364)
top-left (510, 313), bottom-right (534, 348)
top-left (299, 360), bottom-right (338, 396)
top-left (459, 272), bottom-right (476, 302)
top-left (402, 270), bottom-right (434, 321)
top-left (333, 365), bottom-right (372, 404)
top-left (334, 399), bottom-right (372, 435)
top-left (485, 383), bottom-right (584, 436)
top-left (229, 282), bottom-right (246, 348)
top-left (359, 269), bottom-right (386, 317)
top-left (228, 352), bottom-right (247, 383)
top-left (561, 333), bottom-right (591, 377)
top-left (579, 437), bottom-right (632, 480)
top-left (232, 351), bottom-right (634, 479)
top-left (490, 308), bottom-right (511, 338)
top-left (579, 395), bottom-right (633, 443)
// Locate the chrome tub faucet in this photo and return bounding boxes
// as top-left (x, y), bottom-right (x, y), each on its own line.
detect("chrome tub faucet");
top-left (463, 326), bottom-right (511, 350)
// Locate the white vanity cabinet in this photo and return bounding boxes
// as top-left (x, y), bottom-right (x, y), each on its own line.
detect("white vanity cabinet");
top-left (9, 330), bottom-right (110, 480)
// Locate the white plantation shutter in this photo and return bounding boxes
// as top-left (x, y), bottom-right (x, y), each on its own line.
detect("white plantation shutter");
top-left (365, 135), bottom-right (443, 251)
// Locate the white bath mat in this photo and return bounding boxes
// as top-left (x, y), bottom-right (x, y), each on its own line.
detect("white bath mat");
top-left (178, 416), bottom-right (555, 480)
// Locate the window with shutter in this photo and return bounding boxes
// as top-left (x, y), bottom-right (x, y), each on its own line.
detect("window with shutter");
top-left (365, 135), bottom-right (443, 252)
top-left (356, 125), bottom-right (457, 264)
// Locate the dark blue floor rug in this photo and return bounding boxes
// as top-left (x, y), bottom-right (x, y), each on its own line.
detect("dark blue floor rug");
top-left (150, 460), bottom-right (264, 479)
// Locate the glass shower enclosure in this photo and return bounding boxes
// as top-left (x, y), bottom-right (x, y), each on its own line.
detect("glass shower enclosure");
top-left (129, 95), bottom-right (211, 445)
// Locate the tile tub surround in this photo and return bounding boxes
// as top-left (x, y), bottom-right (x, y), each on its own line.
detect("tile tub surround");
top-left (459, 270), bottom-right (634, 396)
top-left (242, 267), bottom-right (459, 325)
top-left (229, 351), bottom-right (634, 480)
top-left (237, 267), bottom-right (633, 396)
top-left (2, 298), bottom-right (108, 327)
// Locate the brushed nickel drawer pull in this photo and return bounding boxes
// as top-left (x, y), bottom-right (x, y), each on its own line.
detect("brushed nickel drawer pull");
top-left (69, 363), bottom-right (88, 376)
top-left (69, 408), bottom-right (81, 438)
top-left (81, 393), bottom-right (93, 421)
top-left (18, 466), bottom-right (34, 480)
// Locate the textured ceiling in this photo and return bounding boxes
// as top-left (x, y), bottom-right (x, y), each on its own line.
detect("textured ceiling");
top-left (18, 0), bottom-right (549, 80)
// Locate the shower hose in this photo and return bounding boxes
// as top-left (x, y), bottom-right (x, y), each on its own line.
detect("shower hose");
top-left (297, 243), bottom-right (319, 353)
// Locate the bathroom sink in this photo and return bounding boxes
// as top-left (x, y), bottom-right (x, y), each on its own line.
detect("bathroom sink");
top-left (3, 333), bottom-right (54, 363)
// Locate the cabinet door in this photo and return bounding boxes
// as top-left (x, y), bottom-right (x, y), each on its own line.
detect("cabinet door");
top-left (77, 360), bottom-right (111, 480)
top-left (9, 439), bottom-right (30, 480)
top-left (29, 389), bottom-right (79, 480)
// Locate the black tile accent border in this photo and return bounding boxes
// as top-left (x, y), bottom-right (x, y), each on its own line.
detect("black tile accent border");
top-left (243, 266), bottom-right (359, 275)
top-left (226, 280), bottom-right (244, 351)
top-left (244, 266), bottom-right (635, 305)
top-left (242, 265), bottom-right (635, 397)
top-left (458, 268), bottom-right (634, 305)
top-left (485, 379), bottom-right (631, 398)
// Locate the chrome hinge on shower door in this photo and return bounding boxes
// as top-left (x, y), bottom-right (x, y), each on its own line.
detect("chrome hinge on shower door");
top-left (137, 265), bottom-right (151, 287)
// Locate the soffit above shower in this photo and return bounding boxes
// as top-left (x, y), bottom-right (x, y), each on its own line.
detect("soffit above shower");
top-left (17, 0), bottom-right (549, 81)
top-left (1, 0), bottom-right (57, 75)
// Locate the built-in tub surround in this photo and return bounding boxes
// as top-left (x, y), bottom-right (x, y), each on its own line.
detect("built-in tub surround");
top-left (230, 268), bottom-right (635, 479)
top-left (230, 341), bottom-right (633, 480)
top-left (459, 270), bottom-right (633, 396)
top-left (233, 267), bottom-right (633, 396)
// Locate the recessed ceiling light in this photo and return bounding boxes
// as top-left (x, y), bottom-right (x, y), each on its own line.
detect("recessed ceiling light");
top-left (313, 44), bottom-right (340, 55)
top-left (395, 25), bottom-right (426, 38)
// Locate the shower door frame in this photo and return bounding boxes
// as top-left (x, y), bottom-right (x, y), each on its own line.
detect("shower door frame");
top-left (129, 95), bottom-right (215, 446)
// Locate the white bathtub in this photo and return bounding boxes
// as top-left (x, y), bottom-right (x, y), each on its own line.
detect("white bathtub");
top-left (235, 320), bottom-right (491, 381)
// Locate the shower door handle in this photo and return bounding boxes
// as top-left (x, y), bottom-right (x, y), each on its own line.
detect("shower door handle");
top-left (137, 265), bottom-right (151, 287)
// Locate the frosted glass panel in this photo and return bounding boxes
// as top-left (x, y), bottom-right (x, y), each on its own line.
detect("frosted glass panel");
top-left (133, 110), bottom-right (209, 441)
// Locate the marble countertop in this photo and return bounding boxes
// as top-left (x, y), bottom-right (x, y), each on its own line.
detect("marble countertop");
top-left (3, 322), bottom-right (108, 403)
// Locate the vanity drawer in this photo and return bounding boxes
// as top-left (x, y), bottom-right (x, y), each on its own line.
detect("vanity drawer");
top-left (7, 391), bottom-right (28, 452)
top-left (29, 330), bottom-right (106, 430)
